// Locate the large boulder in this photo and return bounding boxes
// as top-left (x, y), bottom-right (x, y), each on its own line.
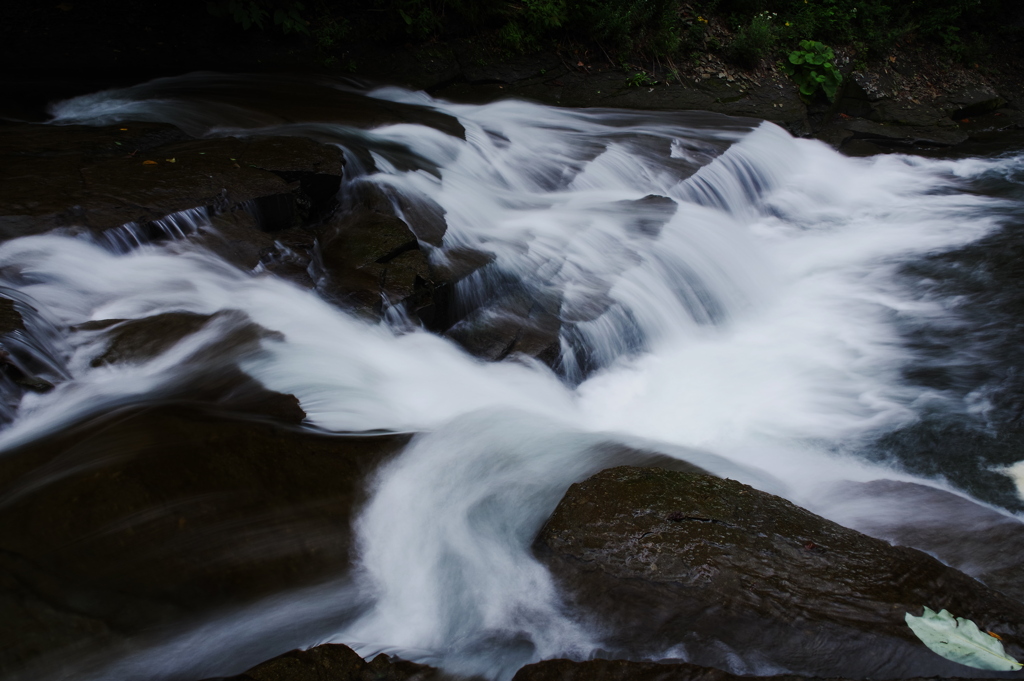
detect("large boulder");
top-left (534, 466), bottom-right (1024, 678)
top-left (0, 401), bottom-right (409, 675)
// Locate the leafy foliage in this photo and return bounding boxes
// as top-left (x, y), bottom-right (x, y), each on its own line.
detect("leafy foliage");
top-left (207, 0), bottom-right (309, 34)
top-left (206, 0), bottom-right (1022, 71)
top-left (905, 607), bottom-right (1023, 671)
top-left (626, 69), bottom-right (658, 87)
top-left (782, 39), bottom-right (841, 101)
top-left (731, 10), bottom-right (778, 67)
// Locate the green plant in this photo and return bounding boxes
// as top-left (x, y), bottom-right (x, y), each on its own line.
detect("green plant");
top-left (731, 10), bottom-right (777, 67)
top-left (312, 16), bottom-right (350, 50)
top-left (626, 70), bottom-right (657, 87)
top-left (782, 39), bottom-right (842, 101)
top-left (207, 0), bottom-right (309, 34)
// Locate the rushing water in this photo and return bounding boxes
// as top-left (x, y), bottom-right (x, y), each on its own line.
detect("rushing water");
top-left (5, 74), bottom-right (1024, 679)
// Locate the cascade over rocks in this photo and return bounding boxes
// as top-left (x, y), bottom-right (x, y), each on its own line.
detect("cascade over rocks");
top-left (534, 466), bottom-right (1024, 678)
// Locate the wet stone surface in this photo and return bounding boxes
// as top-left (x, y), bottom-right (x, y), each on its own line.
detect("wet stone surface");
top-left (535, 466), bottom-right (1024, 678)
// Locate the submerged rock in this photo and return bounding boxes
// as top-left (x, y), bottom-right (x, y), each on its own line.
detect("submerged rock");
top-left (535, 466), bottom-right (1024, 678)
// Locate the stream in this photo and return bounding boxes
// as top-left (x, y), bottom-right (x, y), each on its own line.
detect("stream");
top-left (4, 74), bottom-right (1024, 680)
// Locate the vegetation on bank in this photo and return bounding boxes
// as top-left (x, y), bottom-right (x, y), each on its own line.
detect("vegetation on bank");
top-left (210, 0), bottom-right (1021, 66)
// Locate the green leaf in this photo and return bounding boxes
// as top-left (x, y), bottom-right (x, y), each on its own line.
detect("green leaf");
top-left (905, 607), bottom-right (1023, 671)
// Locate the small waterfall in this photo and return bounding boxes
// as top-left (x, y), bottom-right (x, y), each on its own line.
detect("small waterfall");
top-left (6, 74), bottom-right (1024, 680)
top-left (98, 206), bottom-right (211, 253)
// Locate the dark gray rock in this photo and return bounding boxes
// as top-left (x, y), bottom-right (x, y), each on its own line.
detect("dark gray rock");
top-left (317, 209), bottom-right (432, 318)
top-left (535, 466), bottom-right (1024, 678)
top-left (848, 70), bottom-right (899, 102)
top-left (511, 658), bottom-right (982, 681)
top-left (940, 86), bottom-right (1008, 119)
top-left (0, 404), bottom-right (410, 674)
top-left (205, 643), bottom-right (458, 681)
top-left (837, 117), bottom-right (969, 148)
top-left (868, 99), bottom-right (954, 128)
top-left (0, 122), bottom-right (345, 239)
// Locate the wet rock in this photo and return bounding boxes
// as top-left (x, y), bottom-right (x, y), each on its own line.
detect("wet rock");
top-left (545, 73), bottom-right (807, 137)
top-left (830, 117), bottom-right (969, 149)
top-left (317, 209), bottom-right (433, 318)
top-left (0, 121), bottom-right (344, 240)
top-left (940, 86), bottom-right (1008, 120)
top-left (867, 99), bottom-right (955, 128)
top-left (0, 404), bottom-right (410, 674)
top-left (200, 209), bottom-right (278, 271)
top-left (0, 550), bottom-right (125, 676)
top-left (415, 247), bottom-right (497, 333)
top-left (86, 310), bottom-right (279, 368)
top-left (206, 643), bottom-right (456, 681)
top-left (113, 73), bottom-right (465, 140)
top-left (445, 291), bottom-right (562, 367)
top-left (535, 466), bottom-right (1024, 678)
top-left (340, 180), bottom-right (448, 249)
top-left (0, 293), bottom-right (65, 420)
top-left (614, 195), bottom-right (678, 238)
top-left (81, 310), bottom-right (304, 422)
top-left (0, 297), bottom-right (25, 336)
top-left (511, 658), bottom-right (982, 681)
top-left (825, 479), bottom-right (1024, 606)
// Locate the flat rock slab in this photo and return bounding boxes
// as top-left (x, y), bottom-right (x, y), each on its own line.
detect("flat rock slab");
top-left (535, 466), bottom-right (1024, 678)
top-left (0, 121), bottom-right (344, 238)
top-left (102, 73), bottom-right (466, 140)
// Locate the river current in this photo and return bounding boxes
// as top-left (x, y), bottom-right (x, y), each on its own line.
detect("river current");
top-left (5, 74), bottom-right (1024, 679)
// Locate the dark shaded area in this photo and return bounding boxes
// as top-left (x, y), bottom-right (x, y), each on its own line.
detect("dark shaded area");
top-left (513, 658), bottom-right (983, 681)
top-left (0, 121), bottom-right (344, 237)
top-left (0, 400), bottom-right (409, 674)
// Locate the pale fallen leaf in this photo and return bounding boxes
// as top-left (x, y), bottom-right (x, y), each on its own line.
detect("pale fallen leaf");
top-left (165, 158), bottom-right (176, 163)
top-left (905, 607), bottom-right (1022, 671)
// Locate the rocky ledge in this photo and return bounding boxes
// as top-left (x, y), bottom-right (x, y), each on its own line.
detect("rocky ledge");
top-left (533, 466), bottom-right (1024, 678)
top-left (184, 465), bottom-right (1024, 681)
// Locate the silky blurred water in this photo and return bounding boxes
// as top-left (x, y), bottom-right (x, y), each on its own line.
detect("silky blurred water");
top-left (5, 74), bottom-right (1023, 679)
